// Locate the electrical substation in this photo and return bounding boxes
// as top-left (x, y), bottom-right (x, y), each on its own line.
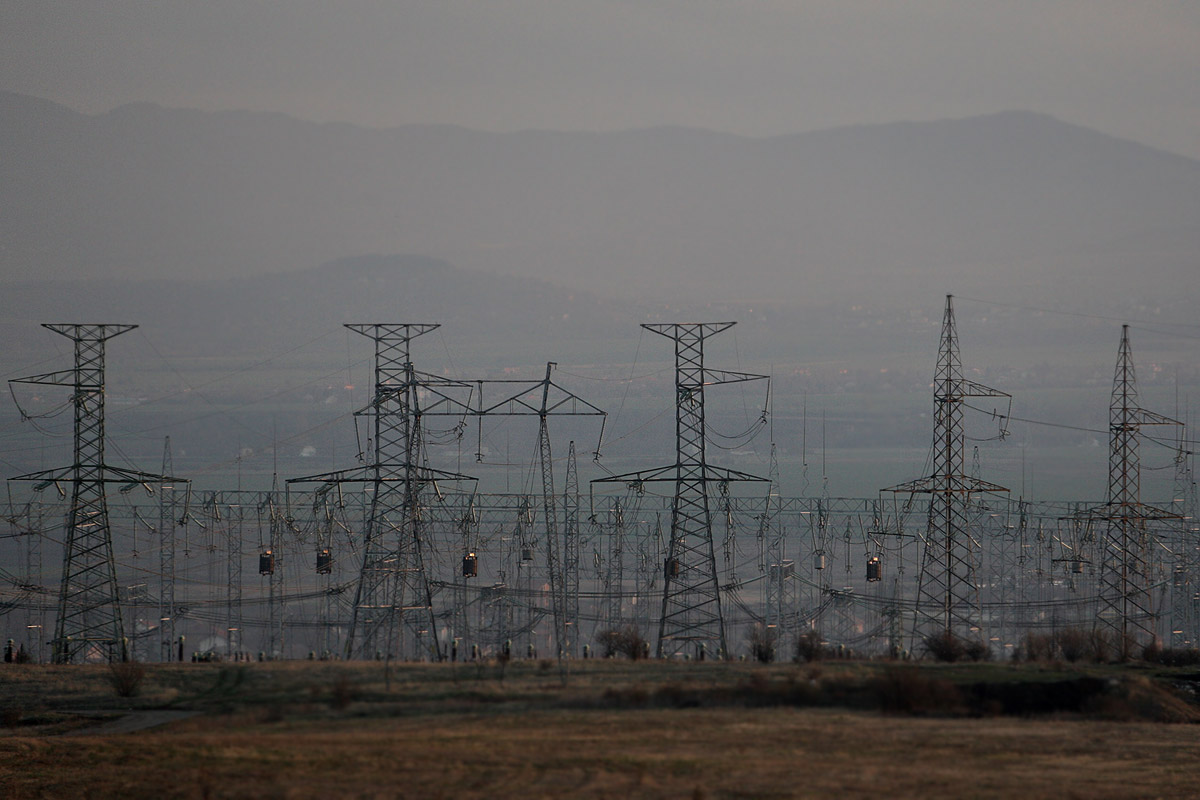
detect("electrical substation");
top-left (2, 298), bottom-right (1197, 665)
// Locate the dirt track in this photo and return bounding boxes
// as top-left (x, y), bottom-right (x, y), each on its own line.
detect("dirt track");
top-left (61, 710), bottom-right (199, 736)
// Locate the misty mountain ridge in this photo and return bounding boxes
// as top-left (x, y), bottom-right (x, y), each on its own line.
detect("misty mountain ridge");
top-left (2, 92), bottom-right (1197, 311)
top-left (0, 254), bottom-right (639, 362)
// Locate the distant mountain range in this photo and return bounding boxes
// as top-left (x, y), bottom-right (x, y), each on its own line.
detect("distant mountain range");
top-left (0, 254), bottom-right (638, 362)
top-left (3, 91), bottom-right (1197, 309)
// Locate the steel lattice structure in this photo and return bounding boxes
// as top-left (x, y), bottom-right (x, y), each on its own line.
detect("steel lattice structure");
top-left (289, 324), bottom-right (476, 661)
top-left (594, 323), bottom-right (768, 658)
top-left (1091, 326), bottom-right (1181, 654)
top-left (3, 313), bottom-right (1191, 664)
top-left (474, 363), bottom-right (606, 661)
top-left (886, 297), bottom-right (1010, 650)
top-left (9, 324), bottom-right (184, 663)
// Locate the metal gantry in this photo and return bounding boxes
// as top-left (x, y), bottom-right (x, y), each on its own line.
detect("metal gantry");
top-left (474, 363), bottom-right (606, 661)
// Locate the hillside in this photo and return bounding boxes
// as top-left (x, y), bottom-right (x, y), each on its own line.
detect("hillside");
top-left (2, 92), bottom-right (1197, 308)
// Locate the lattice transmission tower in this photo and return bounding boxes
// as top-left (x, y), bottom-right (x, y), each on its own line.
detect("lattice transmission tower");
top-left (289, 324), bottom-right (476, 661)
top-left (595, 323), bottom-right (767, 658)
top-left (1091, 326), bottom-right (1181, 654)
top-left (9, 324), bottom-right (184, 663)
top-left (886, 297), bottom-right (1009, 651)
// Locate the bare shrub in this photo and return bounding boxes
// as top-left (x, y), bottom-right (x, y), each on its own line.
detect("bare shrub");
top-left (1055, 628), bottom-right (1095, 662)
top-left (1014, 632), bottom-right (1056, 662)
top-left (108, 660), bottom-right (146, 698)
top-left (795, 631), bottom-right (825, 663)
top-left (1016, 628), bottom-right (1118, 663)
top-left (922, 631), bottom-right (990, 663)
top-left (1142, 645), bottom-right (1200, 667)
top-left (596, 625), bottom-right (648, 659)
top-left (964, 639), bottom-right (991, 662)
top-left (922, 631), bottom-right (966, 662)
top-left (748, 623), bottom-right (777, 664)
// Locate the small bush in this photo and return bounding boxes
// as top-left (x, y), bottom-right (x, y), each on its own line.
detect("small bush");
top-left (1015, 632), bottom-right (1056, 662)
top-left (596, 625), bottom-right (648, 660)
top-left (1062, 628), bottom-right (1118, 662)
top-left (1142, 645), bottom-right (1200, 667)
top-left (1015, 628), bottom-right (1125, 664)
top-left (922, 631), bottom-right (965, 662)
top-left (922, 631), bottom-right (990, 662)
top-left (748, 623), bottom-right (777, 664)
top-left (795, 631), bottom-right (824, 663)
top-left (964, 639), bottom-right (991, 662)
top-left (108, 660), bottom-right (146, 698)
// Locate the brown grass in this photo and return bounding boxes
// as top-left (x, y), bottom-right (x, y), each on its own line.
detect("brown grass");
top-left (4, 707), bottom-right (1200, 799)
top-left (2, 660), bottom-right (1199, 798)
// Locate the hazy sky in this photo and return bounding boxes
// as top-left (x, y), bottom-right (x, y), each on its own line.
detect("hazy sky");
top-left (3, 1), bottom-right (1200, 160)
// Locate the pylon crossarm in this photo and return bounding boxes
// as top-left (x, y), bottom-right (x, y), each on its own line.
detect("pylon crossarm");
top-left (9, 370), bottom-right (79, 387)
top-left (953, 379), bottom-right (1011, 400)
top-left (642, 321), bottom-right (736, 338)
top-left (475, 379), bottom-right (607, 417)
top-left (288, 464), bottom-right (477, 486)
top-left (411, 378), bottom-right (476, 416)
top-left (700, 369), bottom-right (769, 387)
top-left (883, 476), bottom-right (937, 494)
top-left (1087, 502), bottom-right (1182, 523)
top-left (885, 475), bottom-right (1008, 495)
top-left (593, 464), bottom-right (767, 486)
top-left (1128, 409), bottom-right (1184, 427)
top-left (344, 323), bottom-right (439, 339)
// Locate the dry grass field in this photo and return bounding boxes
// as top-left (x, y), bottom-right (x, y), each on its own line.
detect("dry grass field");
top-left (3, 659), bottom-right (1200, 799)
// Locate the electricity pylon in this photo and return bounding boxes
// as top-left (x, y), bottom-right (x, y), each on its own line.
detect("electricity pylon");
top-left (886, 297), bottom-right (1009, 651)
top-left (1091, 325), bottom-right (1181, 655)
top-left (594, 322), bottom-right (767, 658)
top-left (289, 324), bottom-right (476, 661)
top-left (9, 324), bottom-right (185, 663)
